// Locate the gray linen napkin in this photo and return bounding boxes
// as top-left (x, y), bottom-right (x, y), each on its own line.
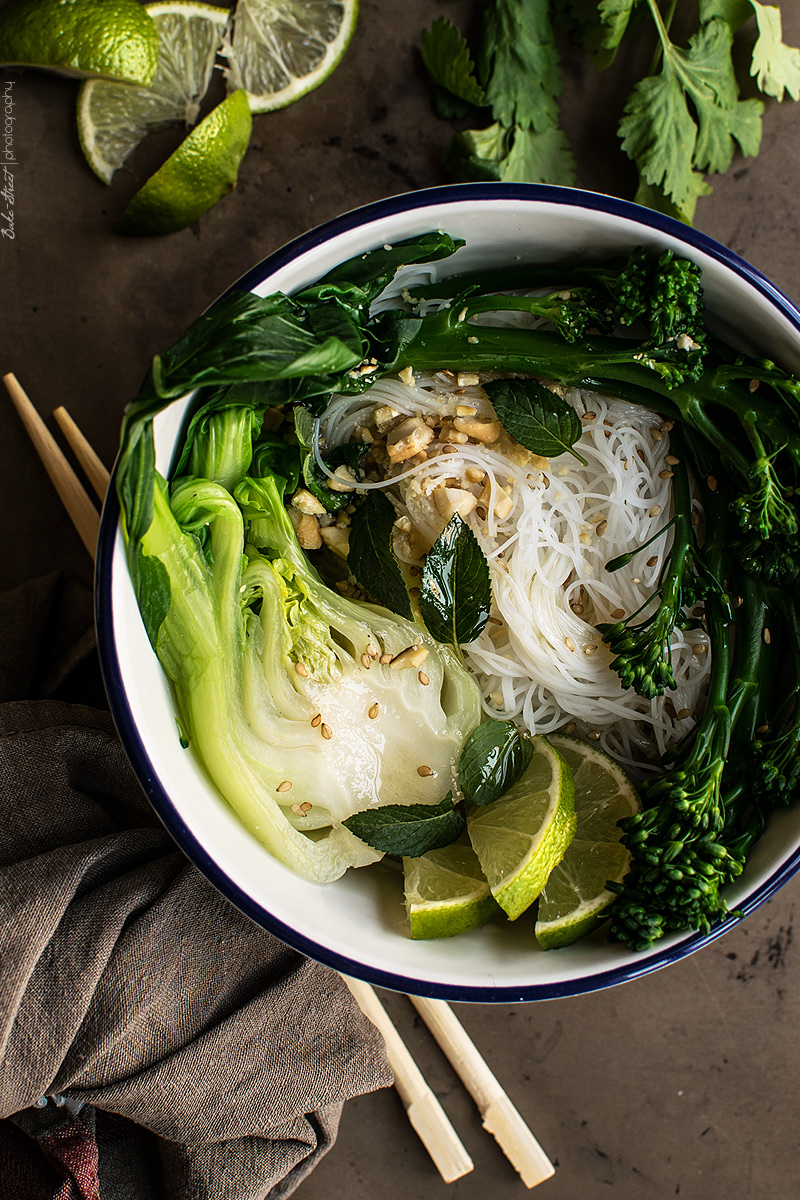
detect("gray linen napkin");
top-left (0, 573), bottom-right (392, 1200)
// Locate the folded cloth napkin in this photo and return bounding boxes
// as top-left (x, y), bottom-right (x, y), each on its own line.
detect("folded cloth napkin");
top-left (0, 573), bottom-right (392, 1200)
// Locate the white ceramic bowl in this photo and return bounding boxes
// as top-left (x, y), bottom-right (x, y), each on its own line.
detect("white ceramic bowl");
top-left (96, 183), bottom-right (800, 1001)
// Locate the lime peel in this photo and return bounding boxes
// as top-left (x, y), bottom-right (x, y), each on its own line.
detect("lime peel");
top-left (223, 0), bottom-right (358, 114)
top-left (467, 736), bottom-right (576, 921)
top-left (535, 734), bottom-right (640, 950)
top-left (119, 88), bottom-right (253, 236)
top-left (0, 0), bottom-right (160, 85)
top-left (403, 842), bottom-right (498, 940)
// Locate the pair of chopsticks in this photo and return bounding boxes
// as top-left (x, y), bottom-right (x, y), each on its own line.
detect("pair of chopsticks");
top-left (3, 370), bottom-right (555, 1190)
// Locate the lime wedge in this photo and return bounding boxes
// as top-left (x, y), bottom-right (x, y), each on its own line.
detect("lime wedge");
top-left (535, 734), bottom-right (640, 949)
top-left (77, 2), bottom-right (230, 184)
top-left (467, 736), bottom-right (576, 921)
top-left (119, 88), bottom-right (252, 235)
top-left (0, 0), bottom-right (159, 84)
top-left (403, 841), bottom-right (498, 940)
top-left (223, 0), bottom-right (358, 113)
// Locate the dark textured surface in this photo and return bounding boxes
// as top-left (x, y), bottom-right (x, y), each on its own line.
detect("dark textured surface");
top-left (3, 3), bottom-right (800, 1197)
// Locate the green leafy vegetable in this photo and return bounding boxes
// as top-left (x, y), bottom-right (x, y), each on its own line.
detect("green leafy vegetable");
top-left (419, 515), bottom-right (492, 647)
top-left (422, 0), bottom-right (800, 223)
top-left (343, 793), bottom-right (465, 855)
top-left (486, 377), bottom-right (587, 465)
top-left (458, 720), bottom-right (534, 806)
top-left (348, 491), bottom-right (413, 618)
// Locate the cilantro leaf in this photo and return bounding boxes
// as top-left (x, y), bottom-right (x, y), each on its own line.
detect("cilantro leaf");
top-left (749, 1), bottom-right (800, 101)
top-left (597, 0), bottom-right (641, 50)
top-left (444, 122), bottom-right (575, 186)
top-left (343, 793), bottom-right (465, 856)
top-left (420, 17), bottom-right (487, 107)
top-left (619, 16), bottom-right (764, 211)
top-left (479, 0), bottom-right (562, 132)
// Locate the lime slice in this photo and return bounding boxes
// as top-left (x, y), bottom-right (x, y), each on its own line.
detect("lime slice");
top-left (467, 736), bottom-right (576, 921)
top-left (535, 734), bottom-right (640, 949)
top-left (78, 2), bottom-right (230, 184)
top-left (0, 0), bottom-right (159, 85)
top-left (223, 0), bottom-right (358, 113)
top-left (119, 88), bottom-right (252, 235)
top-left (403, 841), bottom-right (498, 940)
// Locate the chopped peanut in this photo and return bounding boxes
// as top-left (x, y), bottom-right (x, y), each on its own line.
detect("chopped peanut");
top-left (320, 524), bottom-right (350, 559)
top-left (453, 414), bottom-right (501, 444)
top-left (433, 486), bottom-right (479, 521)
top-left (327, 464), bottom-right (359, 493)
top-left (386, 416), bottom-right (435, 464)
top-left (291, 487), bottom-right (327, 515)
top-left (296, 513), bottom-right (322, 550)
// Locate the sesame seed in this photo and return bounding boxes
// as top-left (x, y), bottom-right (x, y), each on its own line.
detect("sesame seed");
top-left (321, 723), bottom-right (333, 739)
top-left (749, 379), bottom-right (760, 393)
top-left (659, 469), bottom-right (674, 479)
top-left (295, 661), bottom-right (308, 677)
top-left (632, 577), bottom-right (641, 584)
top-left (368, 702), bottom-right (379, 719)
top-left (360, 653), bottom-right (372, 669)
top-left (676, 708), bottom-right (691, 720)
top-left (564, 723), bottom-right (576, 734)
top-left (583, 645), bottom-right (598, 656)
top-left (652, 429), bottom-right (664, 440)
top-left (646, 555), bottom-right (658, 567)
top-left (764, 628), bottom-right (772, 645)
top-left (290, 804), bottom-right (303, 815)
top-left (311, 713), bottom-right (322, 728)
top-left (660, 420), bottom-right (675, 432)
top-left (417, 765), bottom-right (434, 777)
top-left (380, 653), bottom-right (394, 665)
top-left (693, 642), bottom-right (708, 655)
top-left (707, 475), bottom-right (718, 492)
top-left (300, 802), bottom-right (313, 813)
top-left (418, 671), bottom-right (430, 685)
top-left (611, 608), bottom-right (625, 620)
top-left (588, 730), bottom-right (601, 741)
top-left (649, 504), bottom-right (662, 517)
top-left (367, 643), bottom-right (380, 657)
top-left (665, 455), bottom-right (680, 465)
top-left (565, 637), bottom-right (575, 652)
top-left (596, 519), bottom-right (608, 537)
top-left (488, 615), bottom-right (503, 625)
top-left (277, 780), bottom-right (292, 793)
top-left (476, 505), bottom-right (487, 520)
top-left (582, 411), bottom-right (596, 421)
top-left (756, 724), bottom-right (770, 734)
top-left (571, 602), bottom-right (584, 615)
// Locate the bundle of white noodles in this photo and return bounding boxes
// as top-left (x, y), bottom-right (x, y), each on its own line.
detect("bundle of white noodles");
top-left (317, 369), bottom-right (711, 772)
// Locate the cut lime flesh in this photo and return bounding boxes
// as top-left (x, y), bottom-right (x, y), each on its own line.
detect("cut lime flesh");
top-left (403, 842), bottom-right (497, 940)
top-left (224, 0), bottom-right (358, 113)
top-left (535, 734), bottom-right (639, 949)
top-left (77, 2), bottom-right (230, 183)
top-left (467, 736), bottom-right (576, 921)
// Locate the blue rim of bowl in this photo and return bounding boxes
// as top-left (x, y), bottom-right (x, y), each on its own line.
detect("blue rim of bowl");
top-left (96, 182), bottom-right (800, 1002)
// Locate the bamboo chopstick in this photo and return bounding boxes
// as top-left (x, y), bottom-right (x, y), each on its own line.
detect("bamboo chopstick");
top-left (5, 377), bottom-right (553, 1188)
top-left (343, 977), bottom-right (473, 1182)
top-left (3, 373), bottom-right (100, 558)
top-left (408, 995), bottom-right (555, 1188)
top-left (52, 404), bottom-right (111, 500)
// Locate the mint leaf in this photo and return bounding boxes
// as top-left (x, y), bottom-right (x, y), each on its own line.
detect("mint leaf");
top-left (749, 1), bottom-right (800, 101)
top-left (458, 720), bottom-right (533, 807)
top-left (486, 377), bottom-right (587, 466)
top-left (419, 516), bottom-right (491, 648)
top-left (343, 793), bottom-right (465, 855)
top-left (347, 491), bottom-right (412, 618)
top-left (420, 17), bottom-right (487, 107)
top-left (480, 0), bottom-right (562, 132)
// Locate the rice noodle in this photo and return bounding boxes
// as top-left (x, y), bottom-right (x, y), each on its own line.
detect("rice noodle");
top-left (317, 369), bottom-right (711, 772)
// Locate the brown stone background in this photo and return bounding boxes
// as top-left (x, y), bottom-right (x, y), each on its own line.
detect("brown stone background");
top-left (3, 3), bottom-right (800, 1197)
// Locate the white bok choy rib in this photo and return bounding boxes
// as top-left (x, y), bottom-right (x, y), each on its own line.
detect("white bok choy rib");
top-left (127, 432), bottom-right (481, 884)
